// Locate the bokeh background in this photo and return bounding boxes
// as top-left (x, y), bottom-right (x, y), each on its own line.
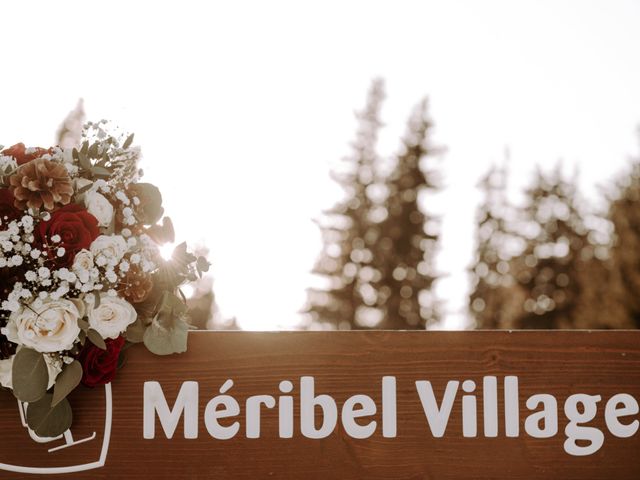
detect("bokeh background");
top-left (1, 0), bottom-right (639, 330)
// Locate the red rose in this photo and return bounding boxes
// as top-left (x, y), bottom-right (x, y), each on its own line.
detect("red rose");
top-left (2, 143), bottom-right (53, 166)
top-left (0, 189), bottom-right (22, 228)
top-left (78, 336), bottom-right (125, 387)
top-left (36, 204), bottom-right (100, 266)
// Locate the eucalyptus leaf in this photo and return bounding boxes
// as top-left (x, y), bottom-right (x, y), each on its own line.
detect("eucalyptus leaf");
top-left (51, 361), bottom-right (82, 408)
top-left (196, 256), bottom-right (210, 275)
top-left (133, 183), bottom-right (163, 224)
top-left (26, 394), bottom-right (73, 438)
top-left (143, 314), bottom-right (188, 356)
top-left (11, 348), bottom-right (48, 403)
top-left (87, 329), bottom-right (106, 350)
top-left (125, 317), bottom-right (147, 343)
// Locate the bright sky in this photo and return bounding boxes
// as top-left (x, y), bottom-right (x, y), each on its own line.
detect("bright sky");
top-left (1, 1), bottom-right (639, 330)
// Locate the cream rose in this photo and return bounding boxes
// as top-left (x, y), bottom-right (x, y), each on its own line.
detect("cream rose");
top-left (90, 235), bottom-right (128, 267)
top-left (72, 249), bottom-right (94, 271)
top-left (84, 190), bottom-right (114, 227)
top-left (86, 294), bottom-right (137, 339)
top-left (0, 352), bottom-right (62, 389)
top-left (5, 299), bottom-right (82, 353)
top-left (72, 249), bottom-right (95, 283)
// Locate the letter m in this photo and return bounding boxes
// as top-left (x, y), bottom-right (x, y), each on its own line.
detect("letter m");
top-left (144, 381), bottom-right (198, 439)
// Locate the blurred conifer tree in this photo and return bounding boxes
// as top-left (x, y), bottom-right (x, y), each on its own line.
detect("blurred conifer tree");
top-left (468, 164), bottom-right (522, 328)
top-left (375, 100), bottom-right (441, 329)
top-left (507, 166), bottom-right (592, 328)
top-left (304, 79), bottom-right (385, 329)
top-left (608, 150), bottom-right (640, 328)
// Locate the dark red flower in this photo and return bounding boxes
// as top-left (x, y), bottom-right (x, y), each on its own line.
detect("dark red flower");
top-left (36, 204), bottom-right (99, 266)
top-left (78, 336), bottom-right (125, 387)
top-left (2, 143), bottom-right (53, 166)
top-left (0, 189), bottom-right (22, 228)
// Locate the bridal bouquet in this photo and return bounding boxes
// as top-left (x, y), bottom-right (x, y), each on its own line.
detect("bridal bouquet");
top-left (0, 121), bottom-right (208, 437)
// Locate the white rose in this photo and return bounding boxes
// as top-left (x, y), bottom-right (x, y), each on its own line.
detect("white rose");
top-left (5, 299), bottom-right (82, 353)
top-left (0, 352), bottom-right (62, 389)
top-left (90, 235), bottom-right (128, 266)
top-left (73, 249), bottom-right (94, 271)
top-left (84, 191), bottom-right (114, 227)
top-left (86, 294), bottom-right (137, 339)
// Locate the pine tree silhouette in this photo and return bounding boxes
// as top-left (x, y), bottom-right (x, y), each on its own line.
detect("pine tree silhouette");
top-left (509, 166), bottom-right (591, 328)
top-left (304, 79), bottom-right (386, 329)
top-left (608, 146), bottom-right (640, 328)
top-left (469, 163), bottom-right (522, 328)
top-left (376, 99), bottom-right (441, 329)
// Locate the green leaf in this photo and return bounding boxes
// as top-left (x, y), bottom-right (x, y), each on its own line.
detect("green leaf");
top-left (91, 166), bottom-right (111, 177)
top-left (51, 361), bottom-right (82, 408)
top-left (196, 256), bottom-right (210, 278)
top-left (88, 141), bottom-right (99, 159)
top-left (78, 317), bottom-right (89, 331)
top-left (93, 291), bottom-right (101, 308)
top-left (78, 151), bottom-right (91, 171)
top-left (133, 183), bottom-right (163, 224)
top-left (100, 151), bottom-right (110, 166)
top-left (76, 182), bottom-right (93, 195)
top-left (143, 314), bottom-right (188, 356)
top-left (26, 394), bottom-right (73, 438)
top-left (87, 329), bottom-right (106, 350)
top-left (125, 317), bottom-right (147, 343)
top-left (11, 348), bottom-right (48, 403)
top-left (145, 217), bottom-right (175, 244)
top-left (123, 133), bottom-right (134, 149)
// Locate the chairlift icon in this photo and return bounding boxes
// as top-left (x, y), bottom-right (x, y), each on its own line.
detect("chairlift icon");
top-left (0, 384), bottom-right (112, 474)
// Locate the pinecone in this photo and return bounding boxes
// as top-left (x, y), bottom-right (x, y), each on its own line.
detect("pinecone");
top-left (9, 158), bottom-right (73, 211)
top-left (119, 264), bottom-right (154, 304)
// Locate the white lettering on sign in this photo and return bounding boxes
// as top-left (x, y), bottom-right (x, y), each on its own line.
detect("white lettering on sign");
top-left (564, 394), bottom-right (604, 456)
top-left (142, 376), bottom-right (639, 456)
top-left (605, 393), bottom-right (639, 438)
top-left (415, 380), bottom-right (458, 437)
top-left (143, 381), bottom-right (198, 439)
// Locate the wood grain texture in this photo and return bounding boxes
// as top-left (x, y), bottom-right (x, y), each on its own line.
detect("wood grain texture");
top-left (1, 331), bottom-right (639, 479)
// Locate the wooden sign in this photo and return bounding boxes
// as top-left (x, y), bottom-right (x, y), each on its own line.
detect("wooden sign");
top-left (1, 331), bottom-right (639, 479)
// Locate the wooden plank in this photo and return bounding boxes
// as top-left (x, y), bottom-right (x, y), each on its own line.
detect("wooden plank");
top-left (1, 331), bottom-right (639, 479)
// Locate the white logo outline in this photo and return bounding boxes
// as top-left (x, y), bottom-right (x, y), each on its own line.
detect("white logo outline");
top-left (0, 383), bottom-right (112, 475)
